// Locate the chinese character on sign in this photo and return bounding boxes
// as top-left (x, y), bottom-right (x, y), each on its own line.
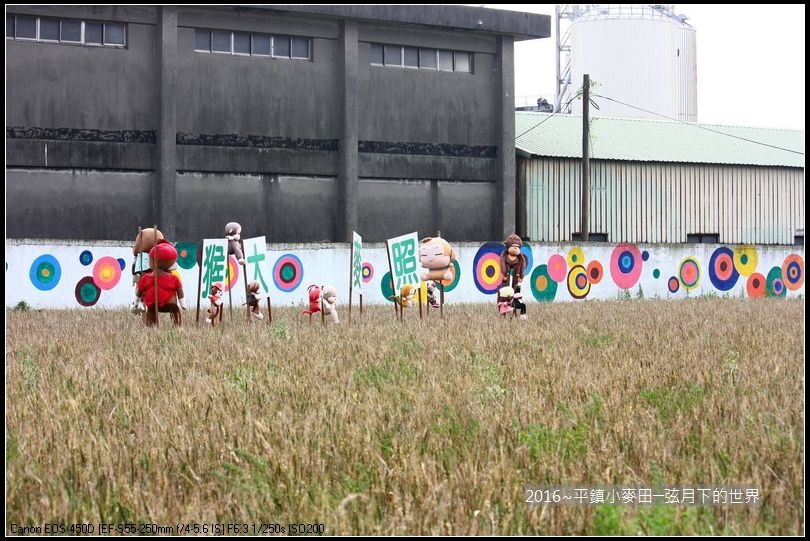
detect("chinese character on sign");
top-left (352, 231), bottom-right (363, 292)
top-left (387, 232), bottom-right (420, 290)
top-left (244, 236), bottom-right (269, 293)
top-left (201, 239), bottom-right (227, 299)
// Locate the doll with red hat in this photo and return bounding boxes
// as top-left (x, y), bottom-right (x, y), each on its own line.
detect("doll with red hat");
top-left (135, 239), bottom-right (187, 326)
top-left (206, 282), bottom-right (224, 326)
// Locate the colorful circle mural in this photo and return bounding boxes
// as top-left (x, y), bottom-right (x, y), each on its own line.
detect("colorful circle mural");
top-left (273, 253), bottom-right (303, 292)
top-left (530, 264), bottom-right (557, 302)
top-left (79, 250), bottom-right (93, 266)
top-left (440, 259), bottom-right (461, 293)
top-left (222, 255), bottom-right (241, 293)
top-left (652, 269), bottom-right (661, 279)
top-left (610, 244), bottom-right (642, 289)
top-left (782, 254), bottom-right (804, 291)
top-left (117, 258), bottom-right (126, 271)
top-left (746, 273), bottom-right (765, 298)
top-left (678, 256), bottom-right (701, 291)
top-left (92, 256), bottom-right (122, 291)
top-left (586, 260), bottom-right (604, 285)
top-left (566, 247), bottom-right (584, 268)
top-left (641, 250), bottom-right (650, 262)
top-left (765, 266), bottom-right (787, 297)
top-left (733, 245), bottom-right (758, 277)
top-left (667, 276), bottom-right (680, 293)
top-left (547, 253), bottom-right (567, 283)
top-left (567, 265), bottom-right (591, 300)
top-left (708, 246), bottom-right (739, 291)
top-left (75, 276), bottom-right (101, 307)
top-left (520, 243), bottom-right (534, 275)
top-left (472, 243), bottom-right (505, 294)
top-left (380, 271), bottom-right (395, 302)
top-left (361, 262), bottom-right (374, 283)
top-left (29, 254), bottom-right (61, 291)
top-left (176, 242), bottom-right (199, 270)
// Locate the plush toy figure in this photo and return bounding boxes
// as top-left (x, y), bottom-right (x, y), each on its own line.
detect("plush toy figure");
top-left (206, 282), bottom-right (224, 325)
top-left (130, 227), bottom-right (164, 313)
top-left (389, 283), bottom-right (416, 307)
top-left (500, 233), bottom-right (528, 287)
top-left (512, 284), bottom-right (528, 320)
top-left (135, 240), bottom-right (186, 327)
top-left (426, 281), bottom-right (440, 308)
top-left (225, 222), bottom-right (246, 265)
top-left (302, 284), bottom-right (322, 316)
top-left (497, 286), bottom-right (515, 316)
top-left (245, 280), bottom-right (263, 320)
top-left (321, 285), bottom-right (340, 324)
top-left (419, 237), bottom-right (457, 282)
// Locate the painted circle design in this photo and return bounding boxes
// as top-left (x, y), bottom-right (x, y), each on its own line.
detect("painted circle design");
top-left (472, 243), bottom-right (505, 294)
top-left (567, 247), bottom-right (584, 268)
top-left (218, 255), bottom-right (239, 293)
top-left (765, 266), bottom-right (786, 297)
top-left (547, 254), bottom-right (568, 283)
top-left (361, 262), bottom-right (374, 283)
top-left (733, 245), bottom-right (758, 277)
top-left (75, 276), bottom-right (101, 307)
top-left (272, 253), bottom-right (303, 292)
top-left (530, 264), bottom-right (557, 302)
top-left (380, 271), bottom-right (395, 303)
top-left (79, 250), bottom-right (93, 266)
top-left (176, 242), bottom-right (199, 270)
top-left (117, 258), bottom-right (126, 271)
top-left (567, 265), bottom-right (590, 300)
top-left (708, 246), bottom-right (739, 291)
top-left (653, 269), bottom-right (661, 279)
top-left (667, 276), bottom-right (680, 293)
top-left (441, 259), bottom-right (461, 293)
top-left (520, 243), bottom-right (533, 275)
top-left (586, 261), bottom-right (604, 285)
top-left (781, 254), bottom-right (804, 291)
top-left (610, 244), bottom-right (642, 289)
top-left (746, 273), bottom-right (765, 298)
top-left (92, 256), bottom-right (122, 291)
top-left (642, 250), bottom-right (650, 262)
top-left (678, 257), bottom-right (701, 291)
top-left (29, 254), bottom-right (62, 291)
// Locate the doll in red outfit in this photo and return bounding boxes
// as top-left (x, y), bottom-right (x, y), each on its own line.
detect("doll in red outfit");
top-left (206, 282), bottom-right (224, 326)
top-left (135, 240), bottom-right (186, 326)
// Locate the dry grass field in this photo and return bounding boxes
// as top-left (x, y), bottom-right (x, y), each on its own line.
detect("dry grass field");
top-left (5, 298), bottom-right (804, 535)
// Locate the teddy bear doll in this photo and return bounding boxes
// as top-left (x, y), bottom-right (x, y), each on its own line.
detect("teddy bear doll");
top-left (497, 286), bottom-right (515, 316)
top-left (500, 233), bottom-right (528, 288)
top-left (206, 282), bottom-right (224, 326)
top-left (130, 227), bottom-right (164, 313)
top-left (225, 222), bottom-right (246, 265)
top-left (135, 239), bottom-right (187, 327)
top-left (245, 280), bottom-right (264, 321)
top-left (389, 283), bottom-right (416, 308)
top-left (321, 285), bottom-right (340, 324)
top-left (419, 237), bottom-right (457, 282)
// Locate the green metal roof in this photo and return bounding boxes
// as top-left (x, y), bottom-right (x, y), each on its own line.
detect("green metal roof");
top-left (515, 112), bottom-right (805, 168)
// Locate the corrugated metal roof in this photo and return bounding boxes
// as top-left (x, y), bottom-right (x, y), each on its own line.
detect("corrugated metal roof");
top-left (515, 112), bottom-right (805, 167)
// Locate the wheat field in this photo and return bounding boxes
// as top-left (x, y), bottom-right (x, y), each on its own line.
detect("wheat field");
top-left (5, 298), bottom-right (804, 535)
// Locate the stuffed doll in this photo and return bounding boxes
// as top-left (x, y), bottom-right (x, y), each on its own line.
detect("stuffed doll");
top-left (130, 227), bottom-right (164, 313)
top-left (497, 286), bottom-right (515, 316)
top-left (389, 283), bottom-right (416, 307)
top-left (206, 282), bottom-right (224, 326)
top-left (321, 285), bottom-right (340, 324)
top-left (419, 237), bottom-right (457, 282)
top-left (512, 284), bottom-right (527, 320)
top-left (426, 281), bottom-right (440, 308)
top-left (302, 284), bottom-right (322, 316)
top-left (245, 280), bottom-right (263, 320)
top-left (225, 222), bottom-right (246, 265)
top-left (135, 240), bottom-right (186, 327)
top-left (500, 233), bottom-right (528, 287)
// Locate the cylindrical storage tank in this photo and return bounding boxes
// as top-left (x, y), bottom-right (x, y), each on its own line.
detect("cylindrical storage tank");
top-left (569, 5), bottom-right (697, 122)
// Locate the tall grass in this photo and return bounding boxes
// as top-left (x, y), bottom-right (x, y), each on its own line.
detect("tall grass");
top-left (5, 298), bottom-right (804, 534)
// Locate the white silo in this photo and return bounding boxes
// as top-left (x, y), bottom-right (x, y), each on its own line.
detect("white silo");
top-left (566, 4), bottom-right (697, 122)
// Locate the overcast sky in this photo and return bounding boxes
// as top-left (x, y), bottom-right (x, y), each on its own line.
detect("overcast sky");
top-left (482, 4), bottom-right (805, 131)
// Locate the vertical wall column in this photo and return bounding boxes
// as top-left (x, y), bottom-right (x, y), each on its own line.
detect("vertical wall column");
top-left (497, 35), bottom-right (516, 238)
top-left (156, 6), bottom-right (177, 239)
top-left (338, 21), bottom-right (359, 242)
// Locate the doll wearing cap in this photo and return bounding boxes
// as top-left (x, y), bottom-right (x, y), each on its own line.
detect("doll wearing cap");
top-left (206, 282), bottom-right (224, 326)
top-left (135, 240), bottom-right (186, 327)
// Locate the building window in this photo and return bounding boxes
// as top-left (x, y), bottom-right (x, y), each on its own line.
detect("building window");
top-left (369, 43), bottom-right (473, 73)
top-left (572, 232), bottom-right (609, 242)
top-left (194, 29), bottom-right (311, 60)
top-left (6, 15), bottom-right (126, 47)
top-left (686, 233), bottom-right (719, 244)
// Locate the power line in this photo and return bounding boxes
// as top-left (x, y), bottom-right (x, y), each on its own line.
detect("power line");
top-left (515, 111), bottom-right (558, 140)
top-left (592, 94), bottom-right (805, 156)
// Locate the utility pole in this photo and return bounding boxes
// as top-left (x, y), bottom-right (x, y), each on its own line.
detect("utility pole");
top-left (581, 73), bottom-right (590, 242)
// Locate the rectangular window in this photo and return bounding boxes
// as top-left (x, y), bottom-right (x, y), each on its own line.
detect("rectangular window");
top-left (794, 235), bottom-right (804, 246)
top-left (60, 19), bottom-right (81, 42)
top-left (438, 49), bottom-right (453, 71)
top-left (14, 16), bottom-right (36, 39)
top-left (212, 30), bottom-right (230, 53)
top-left (273, 35), bottom-right (290, 57)
top-left (103, 22), bottom-right (125, 45)
top-left (419, 48), bottom-right (437, 69)
top-left (39, 18), bottom-right (59, 41)
top-left (6, 15), bottom-right (14, 38)
top-left (403, 46), bottom-right (419, 68)
top-left (370, 43), bottom-right (383, 65)
top-left (572, 232), bottom-right (608, 242)
top-left (233, 32), bottom-right (250, 54)
top-left (85, 22), bottom-right (103, 44)
top-left (384, 45), bottom-right (401, 66)
top-left (252, 34), bottom-right (271, 55)
top-left (195, 28), bottom-right (211, 52)
top-left (291, 36), bottom-right (309, 59)
top-left (454, 51), bottom-right (471, 73)
top-left (686, 233), bottom-right (719, 244)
